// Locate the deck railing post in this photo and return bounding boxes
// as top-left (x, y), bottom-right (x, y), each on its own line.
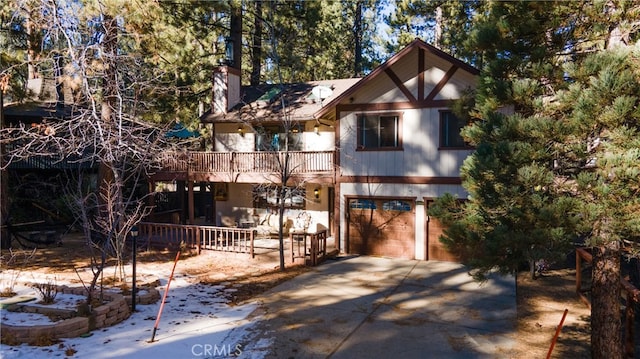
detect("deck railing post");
top-left (250, 230), bottom-right (255, 258)
top-left (196, 227), bottom-right (201, 254)
top-left (310, 234), bottom-right (318, 266)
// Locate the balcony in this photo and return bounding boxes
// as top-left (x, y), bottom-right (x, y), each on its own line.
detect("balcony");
top-left (153, 150), bottom-right (335, 183)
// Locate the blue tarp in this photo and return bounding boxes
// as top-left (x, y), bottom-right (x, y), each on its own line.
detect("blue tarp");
top-left (165, 123), bottom-right (200, 138)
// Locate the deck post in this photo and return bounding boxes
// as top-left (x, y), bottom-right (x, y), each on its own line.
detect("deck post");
top-left (250, 230), bottom-right (255, 258)
top-left (187, 181), bottom-right (195, 224)
top-left (310, 234), bottom-right (318, 266)
top-left (196, 227), bottom-right (201, 254)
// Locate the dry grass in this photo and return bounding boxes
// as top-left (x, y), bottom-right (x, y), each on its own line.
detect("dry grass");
top-left (2, 232), bottom-right (595, 356)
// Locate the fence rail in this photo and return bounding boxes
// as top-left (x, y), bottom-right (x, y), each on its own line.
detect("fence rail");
top-left (289, 229), bottom-right (328, 266)
top-left (138, 222), bottom-right (255, 257)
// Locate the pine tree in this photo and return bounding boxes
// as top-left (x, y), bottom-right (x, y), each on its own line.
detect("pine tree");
top-left (429, 2), bottom-right (640, 358)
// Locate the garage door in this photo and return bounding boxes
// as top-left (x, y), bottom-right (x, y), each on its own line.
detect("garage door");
top-left (426, 201), bottom-right (458, 262)
top-left (347, 198), bottom-right (415, 259)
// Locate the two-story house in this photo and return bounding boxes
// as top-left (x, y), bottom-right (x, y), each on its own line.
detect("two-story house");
top-left (152, 38), bottom-right (478, 262)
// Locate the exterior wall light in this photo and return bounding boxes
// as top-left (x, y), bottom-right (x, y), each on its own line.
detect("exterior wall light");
top-left (314, 187), bottom-right (320, 199)
top-left (314, 124), bottom-right (319, 134)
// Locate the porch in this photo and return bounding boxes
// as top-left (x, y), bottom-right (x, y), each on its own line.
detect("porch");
top-left (136, 222), bottom-right (337, 266)
top-left (153, 150), bottom-right (335, 182)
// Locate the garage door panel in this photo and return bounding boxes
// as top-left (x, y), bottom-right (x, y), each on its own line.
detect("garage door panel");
top-left (348, 198), bottom-right (415, 259)
top-left (427, 214), bottom-right (458, 262)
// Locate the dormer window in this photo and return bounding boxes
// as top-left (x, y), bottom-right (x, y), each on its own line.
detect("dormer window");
top-left (356, 113), bottom-right (402, 151)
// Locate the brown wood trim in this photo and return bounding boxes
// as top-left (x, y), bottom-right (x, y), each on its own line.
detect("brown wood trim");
top-left (418, 48), bottom-right (425, 101)
top-left (336, 99), bottom-right (454, 112)
top-left (355, 147), bottom-right (404, 152)
top-left (385, 68), bottom-right (417, 103)
top-left (425, 65), bottom-right (458, 102)
top-left (338, 176), bottom-right (462, 185)
top-left (314, 39), bottom-right (478, 120)
top-left (345, 194), bottom-right (417, 201)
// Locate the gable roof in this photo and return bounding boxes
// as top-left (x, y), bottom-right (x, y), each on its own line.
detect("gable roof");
top-left (313, 38), bottom-right (479, 120)
top-left (200, 38), bottom-right (477, 125)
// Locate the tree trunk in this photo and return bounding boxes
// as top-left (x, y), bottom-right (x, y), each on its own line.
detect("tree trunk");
top-left (353, 1), bottom-right (363, 77)
top-left (0, 79), bottom-right (9, 249)
top-left (250, 1), bottom-right (263, 86)
top-left (591, 240), bottom-right (622, 359)
top-left (230, 3), bottom-right (242, 72)
top-left (278, 196), bottom-right (285, 271)
top-left (434, 6), bottom-right (443, 49)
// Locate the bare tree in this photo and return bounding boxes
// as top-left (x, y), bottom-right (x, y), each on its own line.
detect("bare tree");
top-left (0, 2), bottom-right (190, 298)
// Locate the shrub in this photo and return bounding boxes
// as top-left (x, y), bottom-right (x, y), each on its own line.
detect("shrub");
top-left (31, 278), bottom-right (59, 304)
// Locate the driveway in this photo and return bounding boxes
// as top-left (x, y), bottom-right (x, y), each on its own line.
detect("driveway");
top-left (238, 256), bottom-right (517, 358)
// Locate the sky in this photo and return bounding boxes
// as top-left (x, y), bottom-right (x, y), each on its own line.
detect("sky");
top-left (1, 268), bottom-right (266, 359)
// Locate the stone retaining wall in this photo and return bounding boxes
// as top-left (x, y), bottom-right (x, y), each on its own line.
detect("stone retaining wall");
top-left (1, 285), bottom-right (160, 345)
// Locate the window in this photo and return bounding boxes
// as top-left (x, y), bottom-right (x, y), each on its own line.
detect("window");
top-left (253, 185), bottom-right (305, 209)
top-left (440, 111), bottom-right (469, 148)
top-left (382, 200), bottom-right (411, 212)
top-left (349, 199), bottom-right (377, 209)
top-left (255, 125), bottom-right (303, 151)
top-left (357, 113), bottom-right (401, 150)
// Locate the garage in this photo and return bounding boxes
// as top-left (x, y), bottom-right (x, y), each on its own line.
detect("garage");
top-left (426, 200), bottom-right (459, 262)
top-left (347, 198), bottom-right (415, 259)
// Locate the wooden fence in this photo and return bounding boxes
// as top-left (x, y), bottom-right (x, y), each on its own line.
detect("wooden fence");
top-left (138, 222), bottom-right (255, 257)
top-left (289, 229), bottom-right (328, 266)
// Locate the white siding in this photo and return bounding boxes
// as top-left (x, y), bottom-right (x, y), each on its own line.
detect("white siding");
top-left (434, 70), bottom-right (477, 100)
top-left (302, 131), bottom-right (334, 151)
top-left (339, 109), bottom-right (472, 177)
top-left (214, 123), bottom-right (255, 152)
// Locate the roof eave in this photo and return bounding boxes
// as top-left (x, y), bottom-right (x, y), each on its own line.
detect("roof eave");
top-left (313, 38), bottom-right (479, 120)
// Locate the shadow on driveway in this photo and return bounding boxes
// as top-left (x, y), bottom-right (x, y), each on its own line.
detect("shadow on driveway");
top-left (237, 256), bottom-right (516, 359)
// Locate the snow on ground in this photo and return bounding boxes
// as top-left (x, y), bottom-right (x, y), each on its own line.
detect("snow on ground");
top-left (0, 268), bottom-right (268, 359)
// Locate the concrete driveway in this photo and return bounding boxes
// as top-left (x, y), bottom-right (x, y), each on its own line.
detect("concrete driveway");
top-left (238, 256), bottom-right (517, 358)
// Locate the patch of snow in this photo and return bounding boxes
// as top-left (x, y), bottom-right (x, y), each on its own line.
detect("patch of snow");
top-left (0, 267), bottom-right (263, 358)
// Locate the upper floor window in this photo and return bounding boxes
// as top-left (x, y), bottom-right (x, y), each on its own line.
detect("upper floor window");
top-left (357, 113), bottom-right (402, 150)
top-left (440, 111), bottom-right (470, 149)
top-left (255, 124), bottom-right (303, 151)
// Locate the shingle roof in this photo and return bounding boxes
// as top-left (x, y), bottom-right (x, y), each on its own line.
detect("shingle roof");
top-left (200, 78), bottom-right (360, 123)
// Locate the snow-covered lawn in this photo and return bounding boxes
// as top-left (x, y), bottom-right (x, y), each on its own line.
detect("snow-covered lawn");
top-left (0, 266), bottom-right (268, 358)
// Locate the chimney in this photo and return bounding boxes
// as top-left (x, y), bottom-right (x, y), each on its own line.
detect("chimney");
top-left (212, 7), bottom-right (242, 115)
top-left (212, 66), bottom-right (241, 114)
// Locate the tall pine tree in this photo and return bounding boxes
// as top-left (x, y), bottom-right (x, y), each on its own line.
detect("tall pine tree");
top-left (430, 2), bottom-right (640, 357)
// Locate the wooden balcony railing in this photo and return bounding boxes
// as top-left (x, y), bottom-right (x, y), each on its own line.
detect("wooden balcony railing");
top-left (159, 151), bottom-right (334, 175)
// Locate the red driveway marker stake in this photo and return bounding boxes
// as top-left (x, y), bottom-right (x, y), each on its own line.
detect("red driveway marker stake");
top-left (149, 251), bottom-right (181, 343)
top-left (546, 308), bottom-right (569, 359)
